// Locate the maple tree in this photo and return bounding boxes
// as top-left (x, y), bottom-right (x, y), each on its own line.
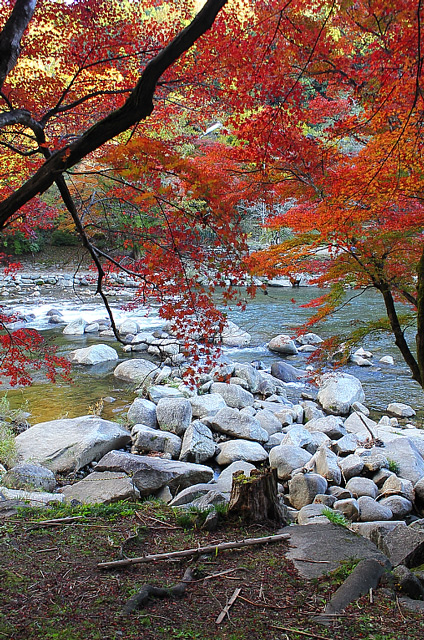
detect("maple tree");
top-left (1, 0), bottom-right (424, 390)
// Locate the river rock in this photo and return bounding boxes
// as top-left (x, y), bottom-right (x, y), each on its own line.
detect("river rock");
top-left (118, 319), bottom-right (139, 336)
top-left (148, 385), bottom-right (186, 402)
top-left (333, 434), bottom-right (360, 455)
top-left (0, 487), bottom-right (64, 507)
top-left (302, 401), bottom-right (324, 422)
top-left (343, 412), bottom-right (377, 438)
top-left (127, 398), bottom-right (157, 428)
top-left (210, 382), bottom-right (254, 409)
top-left (338, 454), bottom-right (364, 481)
top-left (382, 439), bottom-right (424, 484)
top-left (268, 335), bottom-right (298, 355)
top-left (297, 503), bottom-right (329, 525)
top-left (317, 373), bottom-right (365, 415)
top-left (269, 445), bottom-right (312, 481)
top-left (68, 344), bottom-right (119, 365)
top-left (307, 446), bottom-right (341, 485)
top-left (282, 425), bottom-right (315, 450)
top-left (303, 415), bottom-right (346, 439)
top-left (379, 355), bottom-right (395, 365)
top-left (209, 407), bottom-right (268, 443)
top-left (378, 495), bottom-right (413, 519)
top-left (387, 402), bottom-right (416, 418)
top-left (15, 416), bottom-right (131, 474)
top-left (256, 371), bottom-right (288, 396)
top-left (357, 496), bottom-right (392, 522)
top-left (215, 461), bottom-right (256, 493)
top-left (346, 477), bottom-right (378, 498)
top-left (189, 393), bottom-right (227, 418)
top-left (271, 361), bottom-right (306, 383)
top-left (297, 332), bottom-right (323, 346)
top-left (95, 450), bottom-right (213, 493)
top-left (288, 473), bottom-right (328, 509)
top-left (360, 452), bottom-right (389, 473)
top-left (215, 440), bottom-right (268, 465)
top-left (60, 470), bottom-right (140, 504)
top-left (1, 462), bottom-right (56, 492)
top-left (156, 397), bottom-right (192, 435)
top-left (233, 363), bottom-right (261, 393)
top-left (169, 483), bottom-right (218, 507)
top-left (220, 320), bottom-right (251, 347)
top-left (255, 409), bottom-right (282, 436)
top-left (113, 358), bottom-right (157, 385)
top-left (63, 317), bottom-right (87, 335)
top-left (179, 421), bottom-right (216, 463)
top-left (333, 498), bottom-right (360, 521)
top-left (131, 425), bottom-right (181, 457)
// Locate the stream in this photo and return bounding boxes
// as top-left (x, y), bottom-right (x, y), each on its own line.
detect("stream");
top-left (2, 284), bottom-right (423, 425)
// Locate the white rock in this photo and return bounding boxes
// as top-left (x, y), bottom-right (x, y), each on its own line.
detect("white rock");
top-left (387, 402), bottom-right (416, 418)
top-left (268, 334), bottom-right (298, 355)
top-left (317, 373), bottom-right (365, 415)
top-left (216, 440), bottom-right (268, 465)
top-left (68, 344), bottom-right (118, 365)
top-left (379, 355), bottom-right (395, 365)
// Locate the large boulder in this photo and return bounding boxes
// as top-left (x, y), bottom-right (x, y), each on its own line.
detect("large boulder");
top-left (131, 425), bottom-right (182, 458)
top-left (95, 450), bottom-right (213, 494)
top-left (268, 335), bottom-right (298, 355)
top-left (255, 409), bottom-right (282, 436)
top-left (155, 397), bottom-right (192, 435)
top-left (215, 440), bottom-right (268, 465)
top-left (63, 317), bottom-right (87, 335)
top-left (233, 363), bottom-right (261, 393)
top-left (209, 407), bottom-right (268, 443)
top-left (317, 373), bottom-right (365, 415)
top-left (220, 320), bottom-right (251, 347)
top-left (383, 439), bottom-right (424, 485)
top-left (68, 344), bottom-right (118, 365)
top-left (269, 445), bottom-right (312, 481)
top-left (271, 361), bottom-right (307, 383)
top-left (60, 471), bottom-right (140, 504)
top-left (288, 473), bottom-right (328, 510)
top-left (346, 477), bottom-right (378, 499)
top-left (189, 393), bottom-right (227, 418)
top-left (15, 416), bottom-right (131, 474)
top-left (357, 496), bottom-right (392, 522)
top-left (1, 462), bottom-right (56, 492)
top-left (179, 421), bottom-right (216, 463)
top-left (210, 382), bottom-right (254, 409)
top-left (127, 398), bottom-right (157, 428)
top-left (113, 359), bottom-right (157, 384)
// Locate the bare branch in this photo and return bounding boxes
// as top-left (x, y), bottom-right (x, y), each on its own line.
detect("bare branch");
top-left (0, 0), bottom-right (37, 91)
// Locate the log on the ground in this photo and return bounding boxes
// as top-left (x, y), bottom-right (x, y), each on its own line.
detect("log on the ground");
top-left (121, 567), bottom-right (196, 615)
top-left (98, 532), bottom-right (290, 569)
top-left (228, 468), bottom-right (288, 525)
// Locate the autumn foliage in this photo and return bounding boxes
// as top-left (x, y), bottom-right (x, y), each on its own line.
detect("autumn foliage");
top-left (0, 1), bottom-right (424, 386)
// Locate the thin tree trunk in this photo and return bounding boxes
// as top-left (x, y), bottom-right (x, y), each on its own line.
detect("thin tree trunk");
top-left (416, 248), bottom-right (424, 387)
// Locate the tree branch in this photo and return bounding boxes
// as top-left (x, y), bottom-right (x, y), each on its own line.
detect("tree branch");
top-left (0, 0), bottom-right (228, 228)
top-left (0, 0), bottom-right (37, 91)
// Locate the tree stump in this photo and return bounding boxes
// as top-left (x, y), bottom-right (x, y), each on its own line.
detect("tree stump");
top-left (228, 468), bottom-right (288, 526)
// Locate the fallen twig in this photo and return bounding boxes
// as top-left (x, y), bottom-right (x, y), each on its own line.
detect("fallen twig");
top-left (121, 567), bottom-right (196, 615)
top-left (270, 625), bottom-right (330, 639)
top-left (291, 558), bottom-right (331, 564)
top-left (98, 532), bottom-right (290, 570)
top-left (215, 587), bottom-right (241, 624)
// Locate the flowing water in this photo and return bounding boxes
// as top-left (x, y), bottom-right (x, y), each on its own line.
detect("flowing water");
top-left (2, 285), bottom-right (423, 425)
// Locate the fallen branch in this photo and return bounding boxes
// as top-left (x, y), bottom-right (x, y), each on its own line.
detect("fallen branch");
top-left (121, 567), bottom-right (195, 615)
top-left (215, 587), bottom-right (241, 624)
top-left (98, 532), bottom-right (290, 570)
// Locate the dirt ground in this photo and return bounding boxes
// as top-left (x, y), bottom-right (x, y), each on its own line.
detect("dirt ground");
top-left (1, 501), bottom-right (423, 640)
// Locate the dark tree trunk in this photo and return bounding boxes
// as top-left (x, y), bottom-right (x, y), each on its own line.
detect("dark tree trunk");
top-left (416, 248), bottom-right (424, 388)
top-left (228, 468), bottom-right (288, 526)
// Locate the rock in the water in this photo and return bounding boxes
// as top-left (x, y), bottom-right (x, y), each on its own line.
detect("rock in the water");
top-left (113, 359), bottom-right (157, 384)
top-left (210, 382), bottom-right (254, 409)
top-left (271, 361), bottom-right (307, 383)
top-left (127, 398), bottom-right (157, 428)
top-left (60, 471), bottom-right (139, 504)
top-left (131, 425), bottom-right (182, 458)
top-left (268, 335), bottom-right (298, 355)
top-left (297, 333), bottom-right (323, 346)
top-left (156, 397), bottom-right (192, 435)
top-left (68, 344), bottom-right (118, 365)
top-left (387, 402), bottom-right (416, 418)
top-left (63, 317), bottom-right (87, 335)
top-left (317, 373), bottom-right (365, 415)
top-left (209, 407), bottom-right (268, 443)
top-left (215, 440), bottom-right (268, 465)
top-left (179, 421), bottom-right (216, 463)
top-left (1, 462), bottom-right (56, 492)
top-left (15, 416), bottom-right (131, 474)
top-left (95, 450), bottom-right (213, 494)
